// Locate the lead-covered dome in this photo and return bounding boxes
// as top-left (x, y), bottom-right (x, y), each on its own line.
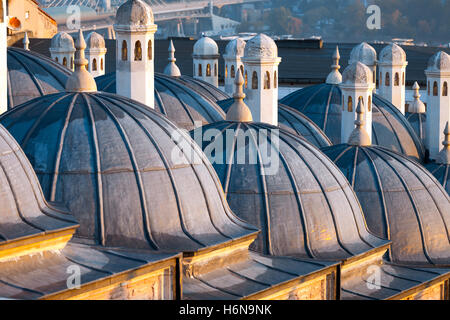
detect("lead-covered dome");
top-left (7, 47), bottom-right (71, 109)
top-left (379, 43), bottom-right (407, 65)
top-left (0, 92), bottom-right (257, 251)
top-left (85, 32), bottom-right (106, 50)
top-left (50, 32), bottom-right (75, 52)
top-left (193, 36), bottom-right (219, 56)
top-left (280, 83), bottom-right (426, 161)
top-left (426, 51), bottom-right (450, 73)
top-left (342, 62), bottom-right (373, 85)
top-left (244, 34), bottom-right (278, 59)
top-left (322, 144), bottom-right (450, 266)
top-left (115, 0), bottom-right (154, 27)
top-left (96, 72), bottom-right (226, 131)
top-left (190, 121), bottom-right (387, 260)
top-left (224, 38), bottom-right (246, 58)
top-left (349, 42), bottom-right (377, 66)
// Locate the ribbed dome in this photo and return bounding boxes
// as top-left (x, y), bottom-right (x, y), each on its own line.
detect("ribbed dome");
top-left (405, 112), bottom-right (426, 145)
top-left (85, 32), bottom-right (106, 50)
top-left (244, 34), bottom-right (278, 59)
top-left (193, 36), bottom-right (219, 56)
top-left (426, 162), bottom-right (449, 195)
top-left (0, 124), bottom-right (77, 243)
top-left (50, 32), bottom-right (75, 51)
top-left (190, 121), bottom-right (387, 259)
top-left (280, 84), bottom-right (426, 162)
top-left (0, 92), bottom-right (257, 250)
top-left (427, 51), bottom-right (450, 73)
top-left (322, 144), bottom-right (450, 266)
top-left (224, 38), bottom-right (246, 58)
top-left (349, 42), bottom-right (377, 66)
top-left (7, 47), bottom-right (71, 109)
top-left (379, 43), bottom-right (407, 65)
top-left (342, 62), bottom-right (373, 86)
top-left (217, 98), bottom-right (331, 148)
top-left (115, 0), bottom-right (154, 27)
top-left (96, 72), bottom-right (226, 131)
top-left (177, 75), bottom-right (229, 102)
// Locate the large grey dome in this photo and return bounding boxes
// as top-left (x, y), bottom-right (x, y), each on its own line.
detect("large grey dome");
top-left (280, 83), bottom-right (426, 162)
top-left (96, 72), bottom-right (226, 131)
top-left (0, 92), bottom-right (257, 250)
top-left (217, 98), bottom-right (331, 148)
top-left (190, 121), bottom-right (387, 260)
top-left (322, 144), bottom-right (450, 266)
top-left (7, 47), bottom-right (71, 109)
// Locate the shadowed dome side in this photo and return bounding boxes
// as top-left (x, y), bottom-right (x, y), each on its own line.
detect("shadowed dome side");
top-left (225, 38), bottom-right (246, 57)
top-left (85, 32), bottom-right (106, 49)
top-left (405, 112), bottom-right (426, 145)
top-left (0, 92), bottom-right (257, 251)
top-left (7, 47), bottom-right (71, 109)
top-left (177, 75), bottom-right (229, 102)
top-left (115, 0), bottom-right (154, 27)
top-left (322, 144), bottom-right (450, 266)
top-left (96, 72), bottom-right (226, 131)
top-left (190, 122), bottom-right (387, 260)
top-left (217, 98), bottom-right (331, 148)
top-left (427, 51), bottom-right (450, 73)
top-left (280, 84), bottom-right (426, 162)
top-left (426, 163), bottom-right (450, 195)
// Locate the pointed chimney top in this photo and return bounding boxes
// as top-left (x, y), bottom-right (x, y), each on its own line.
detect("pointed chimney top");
top-left (65, 29), bottom-right (97, 93)
top-left (326, 46), bottom-right (342, 85)
top-left (163, 39), bottom-right (181, 77)
top-left (23, 32), bottom-right (30, 51)
top-left (437, 122), bottom-right (450, 164)
top-left (226, 69), bottom-right (253, 122)
top-left (348, 99), bottom-right (371, 146)
top-left (408, 81), bottom-right (426, 113)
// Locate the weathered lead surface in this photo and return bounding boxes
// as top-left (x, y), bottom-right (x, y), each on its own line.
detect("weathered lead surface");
top-left (322, 144), bottom-right (450, 266)
top-left (280, 83), bottom-right (426, 162)
top-left (426, 162), bottom-right (450, 195)
top-left (405, 112), bottom-right (426, 146)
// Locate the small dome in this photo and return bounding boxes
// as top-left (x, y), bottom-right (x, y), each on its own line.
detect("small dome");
top-left (50, 32), bottom-right (75, 51)
top-left (0, 92), bottom-right (257, 250)
top-left (190, 122), bottom-right (387, 259)
top-left (85, 32), bottom-right (106, 50)
top-left (379, 43), bottom-right (407, 65)
top-left (96, 72), bottom-right (226, 131)
top-left (349, 42), bottom-right (377, 66)
top-left (280, 83), bottom-right (426, 162)
top-left (7, 47), bottom-right (71, 109)
top-left (342, 62), bottom-right (373, 86)
top-left (217, 98), bottom-right (331, 148)
top-left (322, 144), bottom-right (450, 266)
top-left (193, 36), bottom-right (219, 56)
top-left (115, 0), bottom-right (154, 26)
top-left (426, 51), bottom-right (450, 73)
top-left (244, 33), bottom-right (278, 59)
top-left (224, 38), bottom-right (246, 58)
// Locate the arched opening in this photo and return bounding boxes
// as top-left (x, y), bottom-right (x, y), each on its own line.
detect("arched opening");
top-left (214, 64), bottom-right (217, 77)
top-left (358, 96), bottom-right (364, 106)
top-left (101, 58), bottom-right (104, 71)
top-left (148, 40), bottom-right (152, 60)
top-left (379, 72), bottom-right (382, 86)
top-left (348, 96), bottom-right (353, 112)
top-left (385, 72), bottom-right (390, 86)
top-left (433, 81), bottom-right (438, 96)
top-left (264, 71), bottom-right (270, 89)
top-left (121, 40), bottom-right (128, 61)
top-left (368, 96), bottom-right (372, 112)
top-left (394, 73), bottom-right (399, 86)
top-left (402, 72), bottom-right (405, 85)
top-left (443, 82), bottom-right (448, 96)
top-left (274, 71), bottom-right (277, 89)
top-left (92, 58), bottom-right (97, 71)
top-left (206, 64), bottom-right (211, 77)
top-left (134, 41), bottom-right (142, 61)
top-left (63, 57), bottom-right (67, 67)
top-left (55, 57), bottom-right (58, 63)
top-left (198, 64), bottom-right (202, 76)
top-left (231, 65), bottom-right (235, 78)
top-left (225, 65), bottom-right (228, 78)
top-left (252, 71), bottom-right (258, 89)
top-left (245, 71), bottom-right (248, 88)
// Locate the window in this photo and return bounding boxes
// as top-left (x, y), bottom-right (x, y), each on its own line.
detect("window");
top-left (148, 40), bottom-right (152, 60)
top-left (433, 81), bottom-right (438, 96)
top-left (443, 82), bottom-right (448, 96)
top-left (225, 65), bottom-right (228, 78)
top-left (101, 58), bottom-right (104, 71)
top-left (55, 57), bottom-right (58, 63)
top-left (92, 58), bottom-right (97, 71)
top-left (368, 96), bottom-right (372, 112)
top-left (274, 71), bottom-right (277, 89)
top-left (214, 64), bottom-right (217, 77)
top-left (231, 65), bottom-right (235, 78)
top-left (394, 73), bottom-right (399, 86)
top-left (206, 64), bottom-right (211, 77)
top-left (402, 72), bottom-right (405, 85)
top-left (379, 72), bottom-right (382, 86)
top-left (198, 64), bottom-right (202, 76)
top-left (134, 41), bottom-right (142, 61)
top-left (264, 71), bottom-right (270, 89)
top-left (121, 40), bottom-right (128, 61)
top-left (252, 71), bottom-right (258, 89)
top-left (348, 96), bottom-right (353, 112)
top-left (63, 57), bottom-right (67, 67)
top-left (385, 72), bottom-right (390, 86)
top-left (245, 71), bottom-right (248, 88)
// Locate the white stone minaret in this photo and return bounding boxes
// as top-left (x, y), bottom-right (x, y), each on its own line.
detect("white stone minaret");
top-left (242, 34), bottom-right (281, 126)
top-left (425, 51), bottom-right (450, 160)
top-left (223, 38), bottom-right (246, 95)
top-left (193, 35), bottom-right (219, 87)
top-left (349, 42), bottom-right (377, 88)
top-left (23, 32), bottom-right (30, 51)
top-left (85, 32), bottom-right (107, 78)
top-left (326, 46), bottom-right (342, 85)
top-left (340, 62), bottom-right (375, 143)
top-left (114, 0), bottom-right (157, 108)
top-left (409, 82), bottom-right (426, 113)
top-left (0, 0), bottom-right (7, 114)
top-left (50, 32), bottom-right (76, 71)
top-left (163, 40), bottom-right (181, 77)
top-left (378, 43), bottom-right (408, 114)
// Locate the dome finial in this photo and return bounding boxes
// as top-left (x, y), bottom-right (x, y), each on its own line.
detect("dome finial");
top-left (65, 29), bottom-right (97, 92)
top-left (437, 122), bottom-right (450, 164)
top-left (326, 46), bottom-right (342, 84)
top-left (226, 69), bottom-right (253, 122)
top-left (23, 32), bottom-right (30, 51)
top-left (348, 99), bottom-right (371, 146)
top-left (163, 39), bottom-right (181, 77)
top-left (409, 81), bottom-right (426, 113)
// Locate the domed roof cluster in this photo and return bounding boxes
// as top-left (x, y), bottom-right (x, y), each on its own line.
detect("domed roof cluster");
top-left (244, 34), bottom-right (278, 59)
top-left (96, 72), bottom-right (226, 131)
top-left (7, 47), bottom-right (71, 109)
top-left (379, 43), bottom-right (407, 65)
top-left (349, 42), bottom-right (377, 66)
top-left (426, 51), bottom-right (450, 73)
top-left (115, 0), bottom-right (154, 27)
top-left (342, 62), bottom-right (373, 86)
top-left (224, 38), bottom-right (246, 57)
top-left (85, 31), bottom-right (106, 50)
top-left (193, 36), bottom-right (219, 56)
top-left (50, 32), bottom-right (75, 52)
